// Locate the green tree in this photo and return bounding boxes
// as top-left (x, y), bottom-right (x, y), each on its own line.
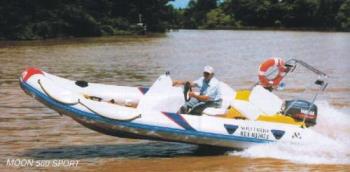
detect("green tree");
top-left (220, 0), bottom-right (347, 29)
top-left (336, 0), bottom-right (350, 31)
top-left (205, 8), bottom-right (239, 28)
top-left (223, 0), bottom-right (278, 27)
top-left (0, 0), bottom-right (178, 40)
top-left (183, 0), bottom-right (218, 28)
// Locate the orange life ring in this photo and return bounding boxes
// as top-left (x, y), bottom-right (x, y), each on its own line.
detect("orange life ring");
top-left (258, 58), bottom-right (287, 88)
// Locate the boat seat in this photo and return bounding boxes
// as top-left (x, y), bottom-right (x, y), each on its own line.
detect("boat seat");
top-left (230, 100), bottom-right (263, 120)
top-left (38, 77), bottom-right (79, 105)
top-left (203, 82), bottom-right (236, 116)
top-left (227, 85), bottom-right (283, 120)
top-left (137, 74), bottom-right (184, 112)
top-left (249, 85), bottom-right (283, 115)
top-left (79, 98), bottom-right (140, 121)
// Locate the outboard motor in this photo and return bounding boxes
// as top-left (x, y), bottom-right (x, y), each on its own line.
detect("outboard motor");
top-left (282, 99), bottom-right (318, 127)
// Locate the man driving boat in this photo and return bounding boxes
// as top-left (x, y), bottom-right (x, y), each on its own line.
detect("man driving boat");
top-left (173, 65), bottom-right (222, 115)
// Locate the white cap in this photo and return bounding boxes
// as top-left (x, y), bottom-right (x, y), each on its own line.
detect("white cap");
top-left (204, 65), bottom-right (214, 74)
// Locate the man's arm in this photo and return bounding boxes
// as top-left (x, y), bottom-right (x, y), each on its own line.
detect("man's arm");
top-left (189, 92), bottom-right (210, 101)
top-left (190, 82), bottom-right (219, 102)
top-left (172, 80), bottom-right (185, 86)
top-left (173, 80), bottom-right (198, 87)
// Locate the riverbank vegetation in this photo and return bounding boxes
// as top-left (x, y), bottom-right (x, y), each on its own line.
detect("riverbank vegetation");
top-left (0, 0), bottom-right (174, 40)
top-left (0, 0), bottom-right (349, 40)
top-left (180, 0), bottom-right (350, 31)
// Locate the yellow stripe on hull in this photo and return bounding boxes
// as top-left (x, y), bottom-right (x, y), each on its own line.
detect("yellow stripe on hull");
top-left (256, 114), bottom-right (304, 127)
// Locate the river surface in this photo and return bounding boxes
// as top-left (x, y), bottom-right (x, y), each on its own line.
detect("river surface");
top-left (0, 30), bottom-right (350, 171)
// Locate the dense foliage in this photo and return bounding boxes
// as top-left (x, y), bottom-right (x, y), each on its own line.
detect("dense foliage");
top-left (0, 0), bottom-right (174, 40)
top-left (182, 0), bottom-right (350, 31)
top-left (0, 0), bottom-right (349, 40)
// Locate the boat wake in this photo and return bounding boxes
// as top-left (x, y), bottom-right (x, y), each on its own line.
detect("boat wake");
top-left (230, 100), bottom-right (350, 164)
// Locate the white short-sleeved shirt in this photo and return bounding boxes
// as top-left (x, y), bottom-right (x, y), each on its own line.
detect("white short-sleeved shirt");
top-left (193, 77), bottom-right (221, 101)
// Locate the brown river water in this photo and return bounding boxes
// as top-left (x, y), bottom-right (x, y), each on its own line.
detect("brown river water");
top-left (0, 30), bottom-right (350, 171)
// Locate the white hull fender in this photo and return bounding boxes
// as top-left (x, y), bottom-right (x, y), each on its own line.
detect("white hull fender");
top-left (20, 68), bottom-right (312, 149)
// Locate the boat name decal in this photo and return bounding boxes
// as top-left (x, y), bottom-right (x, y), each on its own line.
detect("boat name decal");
top-left (239, 126), bottom-right (270, 140)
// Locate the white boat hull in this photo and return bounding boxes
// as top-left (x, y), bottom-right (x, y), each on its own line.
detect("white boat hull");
top-left (20, 68), bottom-right (311, 149)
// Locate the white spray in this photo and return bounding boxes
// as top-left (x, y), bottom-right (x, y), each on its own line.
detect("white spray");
top-left (231, 101), bottom-right (350, 164)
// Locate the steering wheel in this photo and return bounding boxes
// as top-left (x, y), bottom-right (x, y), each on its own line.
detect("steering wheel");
top-left (183, 81), bottom-right (192, 102)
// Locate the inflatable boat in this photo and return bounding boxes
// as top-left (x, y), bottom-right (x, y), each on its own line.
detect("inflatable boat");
top-left (19, 58), bottom-right (328, 149)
